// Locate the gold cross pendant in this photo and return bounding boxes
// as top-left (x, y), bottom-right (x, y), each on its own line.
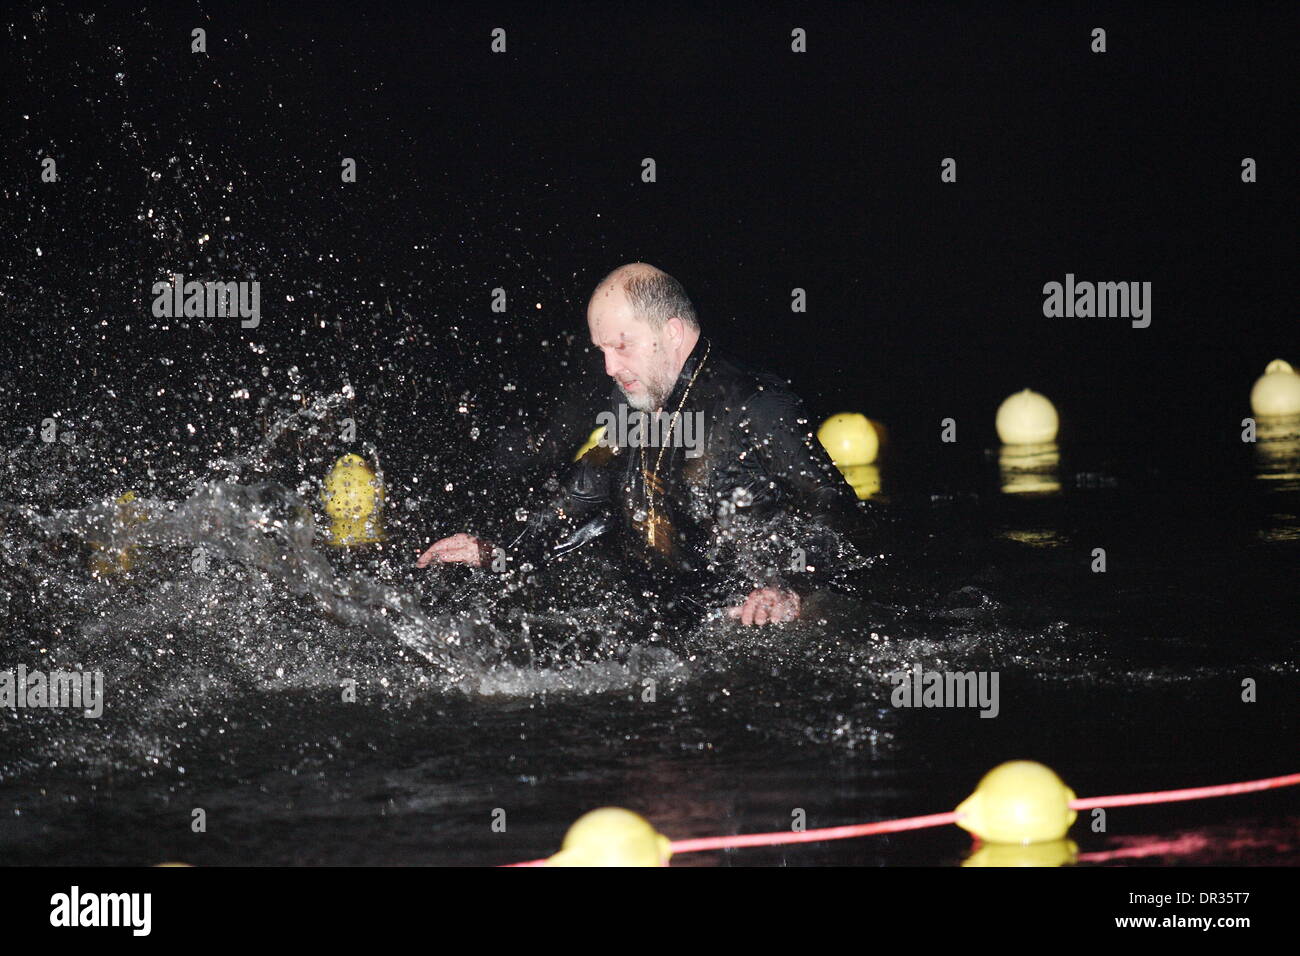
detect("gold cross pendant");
top-left (645, 505), bottom-right (679, 552)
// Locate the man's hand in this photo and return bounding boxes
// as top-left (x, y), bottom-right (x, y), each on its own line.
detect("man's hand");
top-left (727, 587), bottom-right (801, 626)
top-left (416, 533), bottom-right (492, 568)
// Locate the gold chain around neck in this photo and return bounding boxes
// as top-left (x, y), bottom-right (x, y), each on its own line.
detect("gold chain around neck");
top-left (639, 340), bottom-right (710, 550)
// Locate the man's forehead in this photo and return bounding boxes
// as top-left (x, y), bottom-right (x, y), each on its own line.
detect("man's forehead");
top-left (588, 292), bottom-right (641, 342)
top-left (589, 325), bottom-right (636, 346)
top-left (588, 285), bottom-right (631, 317)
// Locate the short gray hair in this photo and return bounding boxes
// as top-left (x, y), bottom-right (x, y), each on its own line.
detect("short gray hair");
top-left (608, 267), bottom-right (700, 332)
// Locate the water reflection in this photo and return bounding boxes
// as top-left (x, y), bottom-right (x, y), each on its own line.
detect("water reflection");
top-left (840, 463), bottom-right (881, 500)
top-left (1000, 529), bottom-right (1069, 548)
top-left (1253, 417), bottom-right (1300, 487)
top-left (998, 443), bottom-right (1061, 496)
top-left (963, 838), bottom-right (1078, 867)
top-left (1252, 419), bottom-right (1300, 542)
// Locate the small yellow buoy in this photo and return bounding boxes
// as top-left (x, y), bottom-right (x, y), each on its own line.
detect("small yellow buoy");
top-left (573, 425), bottom-right (608, 462)
top-left (89, 490), bottom-right (144, 578)
top-left (546, 807), bottom-right (672, 867)
top-left (817, 413), bottom-right (879, 467)
top-left (818, 413), bottom-right (883, 499)
top-left (1250, 359), bottom-right (1300, 417)
top-left (153, 862), bottom-right (194, 867)
top-left (996, 390), bottom-right (1059, 445)
top-left (955, 760), bottom-right (1077, 844)
top-left (321, 453), bottom-right (384, 547)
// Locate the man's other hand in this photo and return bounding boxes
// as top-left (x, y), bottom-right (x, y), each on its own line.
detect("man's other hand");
top-left (416, 533), bottom-right (491, 568)
top-left (727, 587), bottom-right (801, 626)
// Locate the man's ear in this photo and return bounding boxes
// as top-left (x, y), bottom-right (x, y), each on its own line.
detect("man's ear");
top-left (665, 316), bottom-right (685, 347)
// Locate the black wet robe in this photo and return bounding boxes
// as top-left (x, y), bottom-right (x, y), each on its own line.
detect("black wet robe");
top-left (504, 337), bottom-right (873, 619)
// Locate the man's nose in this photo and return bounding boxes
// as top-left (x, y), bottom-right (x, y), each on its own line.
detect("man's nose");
top-left (603, 350), bottom-right (622, 378)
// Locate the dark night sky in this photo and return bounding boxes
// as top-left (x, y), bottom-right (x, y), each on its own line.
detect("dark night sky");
top-left (2, 1), bottom-right (1295, 482)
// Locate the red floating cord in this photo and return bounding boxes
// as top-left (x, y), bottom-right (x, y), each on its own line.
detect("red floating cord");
top-left (502, 771), bottom-right (1300, 867)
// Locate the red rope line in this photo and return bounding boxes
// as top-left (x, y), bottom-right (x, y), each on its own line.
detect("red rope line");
top-left (1070, 773), bottom-right (1300, 809)
top-left (669, 811), bottom-right (959, 853)
top-left (502, 771), bottom-right (1300, 866)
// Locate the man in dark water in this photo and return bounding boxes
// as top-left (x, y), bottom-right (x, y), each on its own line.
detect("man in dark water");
top-left (417, 263), bottom-right (867, 626)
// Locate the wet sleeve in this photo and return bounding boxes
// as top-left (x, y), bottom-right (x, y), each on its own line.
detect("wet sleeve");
top-left (735, 386), bottom-right (868, 594)
top-left (750, 388), bottom-right (857, 517)
top-left (501, 445), bottom-right (617, 569)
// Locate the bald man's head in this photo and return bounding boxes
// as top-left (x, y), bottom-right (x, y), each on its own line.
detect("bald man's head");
top-left (587, 263), bottom-right (702, 411)
top-left (593, 263), bottom-right (699, 333)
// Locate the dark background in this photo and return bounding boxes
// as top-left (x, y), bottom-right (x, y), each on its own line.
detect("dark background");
top-left (1, 1), bottom-right (1295, 505)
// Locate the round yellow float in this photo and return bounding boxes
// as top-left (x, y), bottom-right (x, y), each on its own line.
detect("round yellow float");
top-left (817, 412), bottom-right (879, 467)
top-left (955, 760), bottom-right (1077, 844)
top-left (321, 453), bottom-right (385, 546)
top-left (89, 490), bottom-right (144, 578)
top-left (546, 807), bottom-right (672, 867)
top-left (995, 390), bottom-right (1059, 445)
top-left (1250, 359), bottom-right (1300, 417)
top-left (817, 413), bottom-right (883, 499)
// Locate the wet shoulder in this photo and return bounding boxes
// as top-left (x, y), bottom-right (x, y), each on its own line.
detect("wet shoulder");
top-left (705, 350), bottom-right (806, 420)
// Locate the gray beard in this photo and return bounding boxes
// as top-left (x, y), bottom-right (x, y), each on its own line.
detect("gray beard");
top-left (621, 380), bottom-right (670, 412)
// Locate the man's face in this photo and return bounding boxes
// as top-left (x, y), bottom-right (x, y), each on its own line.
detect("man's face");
top-left (588, 289), bottom-right (677, 411)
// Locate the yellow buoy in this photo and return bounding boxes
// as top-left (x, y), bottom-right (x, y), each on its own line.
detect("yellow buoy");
top-left (546, 807), bottom-right (672, 867)
top-left (89, 490), bottom-right (144, 578)
top-left (573, 425), bottom-right (608, 462)
top-left (955, 760), bottom-right (1077, 844)
top-left (817, 413), bottom-right (879, 467)
top-left (996, 390), bottom-right (1059, 445)
top-left (321, 453), bottom-right (384, 547)
top-left (1250, 359), bottom-right (1300, 417)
